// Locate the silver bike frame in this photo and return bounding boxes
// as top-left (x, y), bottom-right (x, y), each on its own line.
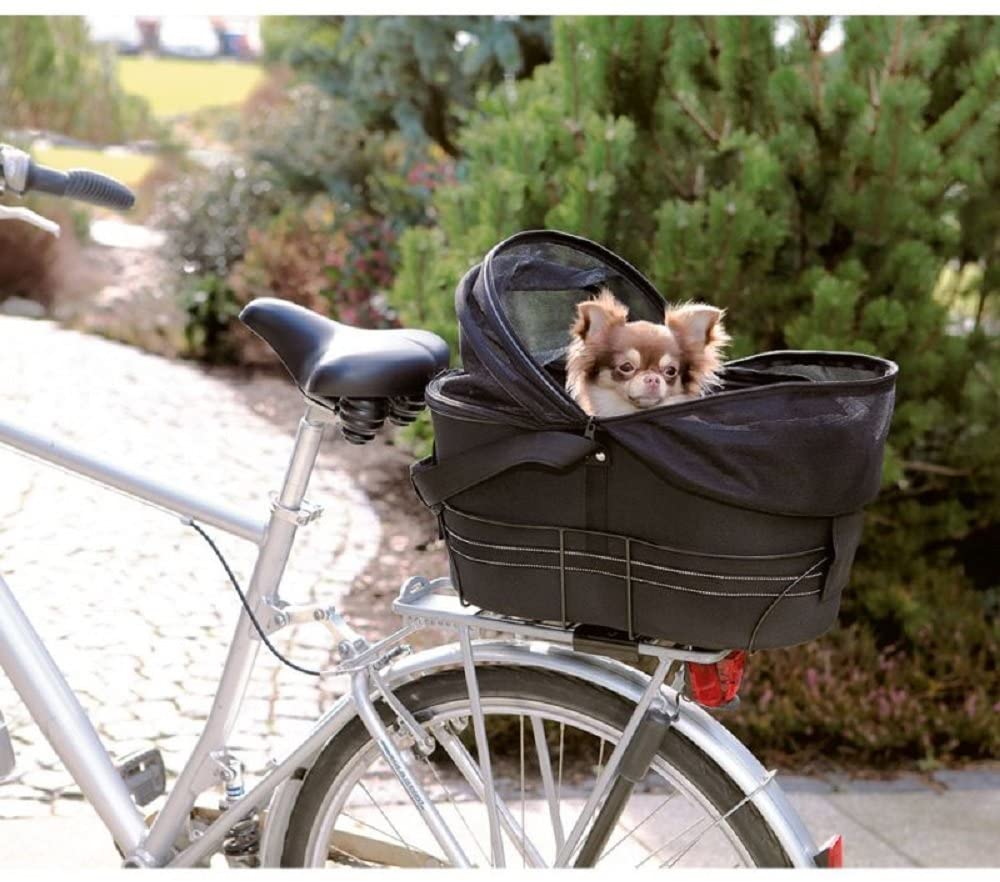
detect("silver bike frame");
top-left (0, 399), bottom-right (822, 868)
top-left (169, 636), bottom-right (821, 869)
top-left (0, 402), bottom-right (329, 864)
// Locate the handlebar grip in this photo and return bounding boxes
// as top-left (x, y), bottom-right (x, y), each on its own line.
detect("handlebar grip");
top-left (26, 162), bottom-right (135, 210)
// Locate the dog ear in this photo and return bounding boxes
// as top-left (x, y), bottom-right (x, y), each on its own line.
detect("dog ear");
top-left (574, 289), bottom-right (629, 340)
top-left (667, 304), bottom-right (725, 348)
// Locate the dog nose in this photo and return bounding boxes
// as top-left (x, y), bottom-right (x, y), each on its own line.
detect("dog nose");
top-left (642, 373), bottom-right (662, 390)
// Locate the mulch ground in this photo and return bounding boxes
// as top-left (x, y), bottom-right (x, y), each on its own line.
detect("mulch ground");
top-left (325, 428), bottom-right (454, 652)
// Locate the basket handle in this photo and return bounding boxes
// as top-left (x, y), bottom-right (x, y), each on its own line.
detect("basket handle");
top-left (411, 431), bottom-right (600, 510)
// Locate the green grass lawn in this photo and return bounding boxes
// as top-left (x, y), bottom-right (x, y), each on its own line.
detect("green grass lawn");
top-left (118, 56), bottom-right (266, 118)
top-left (30, 58), bottom-right (266, 206)
top-left (30, 145), bottom-right (157, 188)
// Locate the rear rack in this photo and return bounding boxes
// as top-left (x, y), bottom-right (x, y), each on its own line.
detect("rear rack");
top-left (392, 576), bottom-right (730, 665)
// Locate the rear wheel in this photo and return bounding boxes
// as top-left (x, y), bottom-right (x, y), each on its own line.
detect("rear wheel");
top-left (281, 667), bottom-right (794, 868)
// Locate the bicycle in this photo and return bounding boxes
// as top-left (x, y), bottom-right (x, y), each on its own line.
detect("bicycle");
top-left (0, 144), bottom-right (841, 868)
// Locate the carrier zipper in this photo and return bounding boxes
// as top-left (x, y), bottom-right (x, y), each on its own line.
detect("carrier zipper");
top-left (584, 416), bottom-right (597, 440)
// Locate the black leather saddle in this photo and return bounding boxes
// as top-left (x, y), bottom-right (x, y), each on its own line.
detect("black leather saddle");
top-left (240, 298), bottom-right (450, 441)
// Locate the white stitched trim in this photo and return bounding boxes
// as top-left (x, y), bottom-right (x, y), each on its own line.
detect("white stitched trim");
top-left (446, 529), bottom-right (825, 583)
top-left (447, 546), bottom-right (826, 599)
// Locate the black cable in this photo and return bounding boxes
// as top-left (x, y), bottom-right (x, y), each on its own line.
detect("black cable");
top-left (186, 519), bottom-right (322, 677)
top-left (746, 556), bottom-right (828, 654)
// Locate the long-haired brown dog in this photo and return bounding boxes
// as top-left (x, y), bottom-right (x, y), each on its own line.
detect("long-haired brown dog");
top-left (566, 289), bottom-right (729, 417)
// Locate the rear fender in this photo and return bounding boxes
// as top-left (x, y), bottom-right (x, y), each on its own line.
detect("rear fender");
top-left (261, 639), bottom-right (820, 868)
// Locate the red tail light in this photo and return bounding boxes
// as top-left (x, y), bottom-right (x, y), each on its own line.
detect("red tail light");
top-left (686, 650), bottom-right (747, 708)
top-left (816, 834), bottom-right (844, 868)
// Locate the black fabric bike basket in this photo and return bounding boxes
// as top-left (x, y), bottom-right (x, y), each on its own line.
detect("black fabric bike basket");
top-left (412, 230), bottom-right (898, 651)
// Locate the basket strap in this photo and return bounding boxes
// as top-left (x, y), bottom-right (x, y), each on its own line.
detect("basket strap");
top-left (584, 451), bottom-right (610, 555)
top-left (410, 431), bottom-right (600, 510)
top-left (822, 511), bottom-right (865, 599)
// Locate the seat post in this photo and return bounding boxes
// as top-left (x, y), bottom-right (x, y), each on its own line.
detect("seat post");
top-left (276, 403), bottom-right (332, 512)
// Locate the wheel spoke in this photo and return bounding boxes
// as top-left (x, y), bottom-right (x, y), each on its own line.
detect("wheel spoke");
top-left (339, 809), bottom-right (402, 844)
top-left (430, 722), bottom-right (547, 867)
top-left (357, 780), bottom-right (412, 854)
top-left (420, 743), bottom-right (491, 865)
top-left (636, 815), bottom-right (707, 868)
top-left (557, 721), bottom-right (565, 804)
top-left (519, 715), bottom-right (526, 868)
top-left (600, 789), bottom-right (680, 862)
top-left (458, 629), bottom-right (505, 866)
top-left (530, 714), bottom-right (565, 854)
top-left (659, 771), bottom-right (777, 868)
top-left (333, 817), bottom-right (446, 867)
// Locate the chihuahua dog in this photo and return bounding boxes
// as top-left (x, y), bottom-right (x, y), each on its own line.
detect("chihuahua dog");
top-left (566, 289), bottom-right (729, 417)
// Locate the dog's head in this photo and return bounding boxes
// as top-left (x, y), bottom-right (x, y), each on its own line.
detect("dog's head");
top-left (566, 290), bottom-right (728, 416)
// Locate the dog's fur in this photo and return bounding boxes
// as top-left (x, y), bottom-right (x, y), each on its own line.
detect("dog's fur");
top-left (566, 289), bottom-right (729, 417)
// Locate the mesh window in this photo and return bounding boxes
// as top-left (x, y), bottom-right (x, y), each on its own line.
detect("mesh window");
top-left (485, 236), bottom-right (665, 371)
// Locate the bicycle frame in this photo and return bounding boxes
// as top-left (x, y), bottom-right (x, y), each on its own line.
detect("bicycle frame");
top-left (0, 398), bottom-right (822, 868)
top-left (0, 401), bottom-right (331, 864)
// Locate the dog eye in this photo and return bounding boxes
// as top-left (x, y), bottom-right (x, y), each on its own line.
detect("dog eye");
top-left (663, 364), bottom-right (679, 378)
top-left (618, 362), bottom-right (635, 374)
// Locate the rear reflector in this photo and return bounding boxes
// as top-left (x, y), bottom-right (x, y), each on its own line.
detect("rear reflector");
top-left (685, 650), bottom-right (747, 708)
top-left (815, 834), bottom-right (844, 868)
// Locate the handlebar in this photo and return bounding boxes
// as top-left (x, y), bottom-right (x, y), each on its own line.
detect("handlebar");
top-left (1, 144), bottom-right (135, 210)
top-left (27, 163), bottom-right (135, 210)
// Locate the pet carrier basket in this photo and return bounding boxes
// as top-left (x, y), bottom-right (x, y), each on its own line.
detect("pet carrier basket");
top-left (411, 230), bottom-right (897, 651)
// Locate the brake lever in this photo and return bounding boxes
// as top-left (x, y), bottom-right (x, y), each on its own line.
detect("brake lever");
top-left (0, 145), bottom-right (59, 236)
top-left (0, 204), bottom-right (60, 237)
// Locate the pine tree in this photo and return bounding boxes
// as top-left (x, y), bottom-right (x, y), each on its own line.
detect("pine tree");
top-left (391, 16), bottom-right (1000, 763)
top-left (263, 16), bottom-right (552, 158)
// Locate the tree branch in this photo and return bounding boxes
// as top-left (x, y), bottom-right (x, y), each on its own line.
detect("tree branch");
top-left (901, 460), bottom-right (971, 478)
top-left (672, 90), bottom-right (721, 144)
top-left (651, 139), bottom-right (695, 199)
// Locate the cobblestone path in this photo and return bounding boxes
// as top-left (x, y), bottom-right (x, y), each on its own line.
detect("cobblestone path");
top-left (0, 316), bottom-right (380, 820)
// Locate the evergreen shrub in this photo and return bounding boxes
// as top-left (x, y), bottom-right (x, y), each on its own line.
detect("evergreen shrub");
top-left (390, 16), bottom-right (1000, 765)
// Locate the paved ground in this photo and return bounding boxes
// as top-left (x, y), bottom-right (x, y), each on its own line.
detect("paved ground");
top-left (0, 315), bottom-right (379, 820)
top-left (1, 772), bottom-right (997, 868)
top-left (0, 318), bottom-right (997, 869)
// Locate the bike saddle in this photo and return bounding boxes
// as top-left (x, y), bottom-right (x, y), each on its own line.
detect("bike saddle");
top-left (240, 298), bottom-right (450, 441)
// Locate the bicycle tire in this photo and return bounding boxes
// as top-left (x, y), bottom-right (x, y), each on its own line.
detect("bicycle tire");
top-left (280, 666), bottom-right (794, 868)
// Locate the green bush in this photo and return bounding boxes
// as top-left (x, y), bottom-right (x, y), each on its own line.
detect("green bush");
top-left (160, 163), bottom-right (403, 362)
top-left (156, 159), bottom-right (285, 360)
top-left (157, 159), bottom-right (285, 280)
top-left (390, 16), bottom-right (1000, 765)
top-left (730, 561), bottom-right (999, 769)
top-left (179, 273), bottom-right (243, 363)
top-left (0, 17), bottom-right (153, 144)
top-left (240, 79), bottom-right (454, 228)
top-left (222, 199), bottom-right (397, 364)
top-left (163, 76), bottom-right (458, 363)
top-left (324, 213), bottom-right (399, 326)
top-left (241, 83), bottom-right (382, 209)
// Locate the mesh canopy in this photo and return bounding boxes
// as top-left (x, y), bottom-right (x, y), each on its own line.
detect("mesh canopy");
top-left (441, 230), bottom-right (897, 518)
top-left (457, 232), bottom-right (666, 426)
